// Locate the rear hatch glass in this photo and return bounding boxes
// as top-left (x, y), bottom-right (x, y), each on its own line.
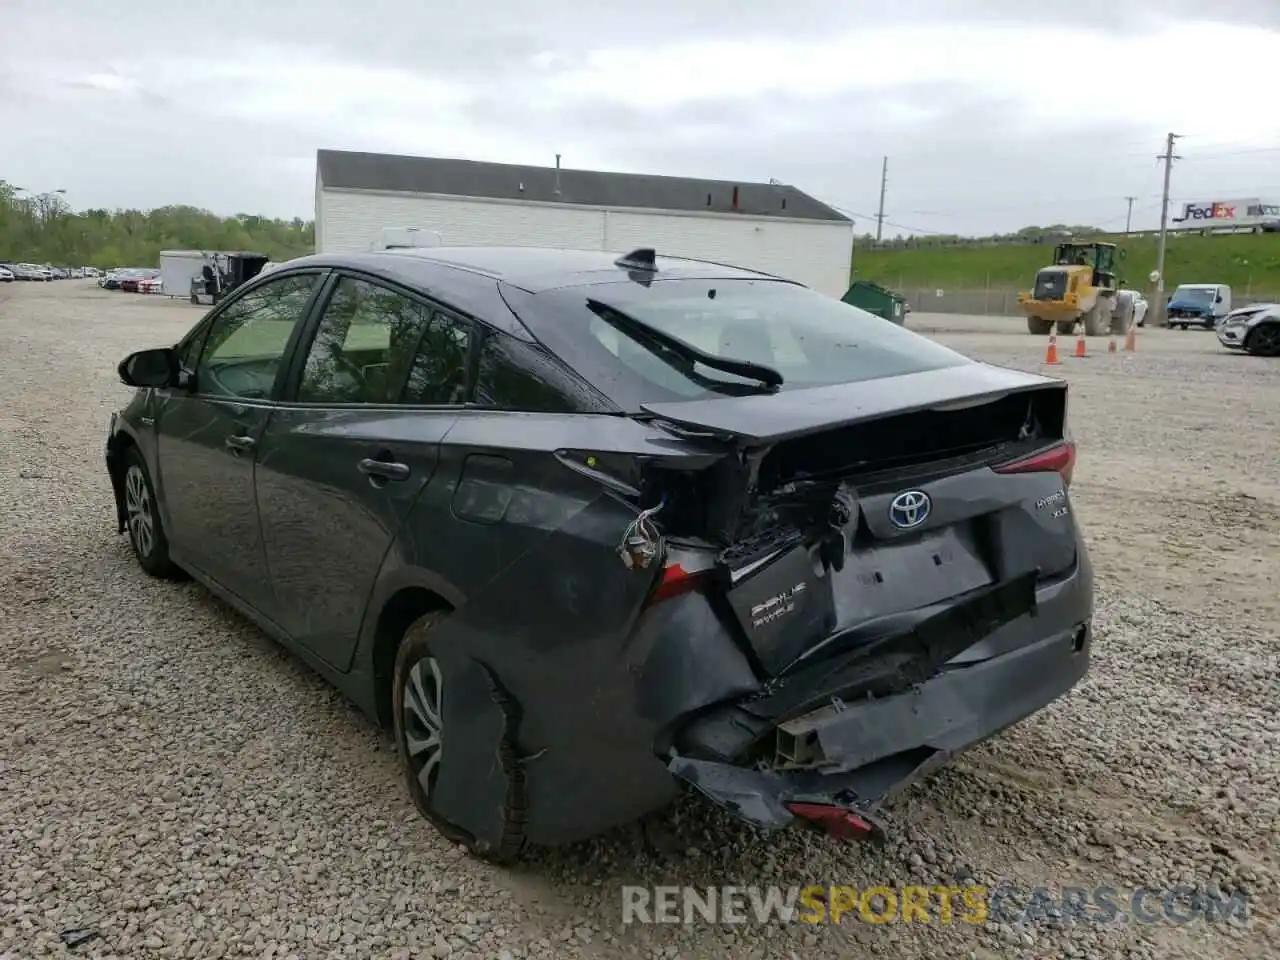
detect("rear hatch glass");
top-left (510, 278), bottom-right (968, 410)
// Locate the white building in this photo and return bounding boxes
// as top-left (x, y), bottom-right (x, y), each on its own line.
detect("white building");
top-left (314, 150), bottom-right (855, 297)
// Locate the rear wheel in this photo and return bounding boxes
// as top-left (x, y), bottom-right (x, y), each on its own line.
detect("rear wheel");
top-left (1109, 295), bottom-right (1134, 336)
top-left (1245, 322), bottom-right (1280, 357)
top-left (1055, 320), bottom-right (1075, 336)
top-left (1027, 316), bottom-right (1052, 336)
top-left (393, 613), bottom-right (527, 863)
top-left (1081, 303), bottom-right (1105, 337)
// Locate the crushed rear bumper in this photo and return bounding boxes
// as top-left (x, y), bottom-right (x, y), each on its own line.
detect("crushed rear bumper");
top-left (669, 573), bottom-right (1091, 831)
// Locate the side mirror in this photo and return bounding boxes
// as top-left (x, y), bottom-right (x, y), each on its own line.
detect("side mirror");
top-left (118, 347), bottom-right (179, 388)
top-left (1215, 294), bottom-right (1223, 303)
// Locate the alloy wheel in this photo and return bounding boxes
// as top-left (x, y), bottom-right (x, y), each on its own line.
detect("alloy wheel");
top-left (1251, 325), bottom-right (1280, 356)
top-left (124, 465), bottom-right (155, 558)
top-left (402, 657), bottom-right (444, 799)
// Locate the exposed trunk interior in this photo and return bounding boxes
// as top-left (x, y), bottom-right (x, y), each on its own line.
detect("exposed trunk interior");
top-left (638, 383), bottom-right (1074, 678)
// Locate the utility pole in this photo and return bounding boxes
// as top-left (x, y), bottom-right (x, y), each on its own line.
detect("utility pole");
top-left (1153, 133), bottom-right (1180, 326)
top-left (1124, 196), bottom-right (1137, 236)
top-left (875, 156), bottom-right (888, 243)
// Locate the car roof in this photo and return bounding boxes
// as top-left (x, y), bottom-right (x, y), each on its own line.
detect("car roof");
top-left (273, 247), bottom-right (796, 339)
top-left (288, 246), bottom-right (786, 293)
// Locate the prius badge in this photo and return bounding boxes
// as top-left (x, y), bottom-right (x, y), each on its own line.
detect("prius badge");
top-left (888, 490), bottom-right (931, 529)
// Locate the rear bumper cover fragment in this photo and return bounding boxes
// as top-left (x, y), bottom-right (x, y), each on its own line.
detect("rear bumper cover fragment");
top-left (669, 621), bottom-right (1089, 830)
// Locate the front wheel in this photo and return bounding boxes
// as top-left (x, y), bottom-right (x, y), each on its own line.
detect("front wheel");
top-left (121, 447), bottom-right (180, 578)
top-left (393, 613), bottom-right (527, 863)
top-left (1245, 323), bottom-right (1280, 357)
top-left (1027, 316), bottom-right (1052, 336)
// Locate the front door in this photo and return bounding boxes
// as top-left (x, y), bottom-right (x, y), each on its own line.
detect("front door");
top-left (255, 273), bottom-right (473, 671)
top-left (155, 271), bottom-right (325, 612)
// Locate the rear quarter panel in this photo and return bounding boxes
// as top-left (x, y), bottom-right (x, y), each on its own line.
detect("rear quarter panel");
top-left (363, 411), bottom-right (749, 843)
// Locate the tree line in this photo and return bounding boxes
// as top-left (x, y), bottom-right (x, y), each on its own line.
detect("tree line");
top-left (0, 181), bottom-right (315, 268)
top-left (852, 223), bottom-right (1106, 251)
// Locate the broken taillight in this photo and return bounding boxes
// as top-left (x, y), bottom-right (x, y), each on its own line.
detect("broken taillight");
top-left (994, 440), bottom-right (1076, 487)
top-left (786, 802), bottom-right (885, 844)
top-left (646, 562), bottom-right (708, 606)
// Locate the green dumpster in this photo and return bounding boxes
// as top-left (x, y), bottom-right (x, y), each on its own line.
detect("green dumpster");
top-left (841, 279), bottom-right (908, 325)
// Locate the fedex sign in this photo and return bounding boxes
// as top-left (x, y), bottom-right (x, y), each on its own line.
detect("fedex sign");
top-left (1180, 201), bottom-right (1239, 222)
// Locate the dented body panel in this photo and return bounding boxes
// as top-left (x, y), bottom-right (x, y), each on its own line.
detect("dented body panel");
top-left (104, 246), bottom-right (1094, 853)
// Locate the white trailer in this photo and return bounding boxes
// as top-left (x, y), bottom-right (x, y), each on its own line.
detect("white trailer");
top-left (159, 250), bottom-right (213, 301)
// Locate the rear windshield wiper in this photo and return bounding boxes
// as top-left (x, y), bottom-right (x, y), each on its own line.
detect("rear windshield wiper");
top-left (587, 299), bottom-right (784, 392)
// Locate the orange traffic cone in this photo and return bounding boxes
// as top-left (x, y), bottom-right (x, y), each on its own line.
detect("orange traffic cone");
top-left (1044, 330), bottom-right (1061, 365)
top-left (1074, 324), bottom-right (1088, 358)
top-left (1123, 323), bottom-right (1137, 352)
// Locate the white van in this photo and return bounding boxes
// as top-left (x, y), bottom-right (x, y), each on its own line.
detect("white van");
top-left (1166, 283), bottom-right (1231, 330)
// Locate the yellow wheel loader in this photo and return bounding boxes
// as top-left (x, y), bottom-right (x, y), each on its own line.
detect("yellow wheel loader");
top-left (1018, 242), bottom-right (1130, 336)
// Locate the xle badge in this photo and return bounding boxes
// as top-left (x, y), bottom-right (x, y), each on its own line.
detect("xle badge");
top-left (1035, 488), bottom-right (1070, 518)
top-left (751, 583), bottom-right (807, 628)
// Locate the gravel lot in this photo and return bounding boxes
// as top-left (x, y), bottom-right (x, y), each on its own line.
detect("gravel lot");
top-left (2, 281), bottom-right (1277, 959)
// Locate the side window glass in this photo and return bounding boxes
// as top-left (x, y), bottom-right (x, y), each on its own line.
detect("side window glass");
top-left (177, 324), bottom-right (208, 371)
top-left (475, 333), bottom-right (580, 413)
top-left (403, 309), bottom-right (472, 405)
top-left (297, 277), bottom-right (434, 404)
top-left (196, 274), bottom-right (319, 400)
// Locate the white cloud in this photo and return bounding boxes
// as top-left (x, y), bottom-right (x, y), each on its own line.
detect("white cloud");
top-left (538, 21), bottom-right (1277, 141)
top-left (2, 2), bottom-right (1278, 232)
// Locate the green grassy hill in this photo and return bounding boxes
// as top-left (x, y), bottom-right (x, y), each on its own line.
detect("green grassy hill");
top-left (853, 232), bottom-right (1280, 295)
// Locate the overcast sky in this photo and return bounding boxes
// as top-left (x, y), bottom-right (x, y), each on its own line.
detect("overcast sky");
top-left (4, 1), bottom-right (1279, 236)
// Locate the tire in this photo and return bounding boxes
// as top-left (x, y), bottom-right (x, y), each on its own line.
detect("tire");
top-left (1027, 316), bottom-right (1052, 336)
top-left (1084, 303), bottom-right (1109, 337)
top-left (1055, 319), bottom-right (1075, 336)
top-left (393, 613), bottom-right (527, 863)
top-left (1245, 322), bottom-right (1280, 357)
top-left (121, 447), bottom-right (180, 578)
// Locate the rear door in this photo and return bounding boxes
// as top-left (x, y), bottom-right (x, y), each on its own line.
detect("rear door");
top-left (254, 272), bottom-right (473, 672)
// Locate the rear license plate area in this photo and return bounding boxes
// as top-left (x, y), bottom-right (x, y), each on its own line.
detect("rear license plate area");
top-left (829, 524), bottom-right (992, 626)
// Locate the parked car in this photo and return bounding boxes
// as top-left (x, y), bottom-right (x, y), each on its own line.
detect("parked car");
top-left (1216, 303), bottom-right (1280, 356)
top-left (105, 267), bottom-right (151, 291)
top-left (12, 262), bottom-right (47, 281)
top-left (105, 246), bottom-right (1092, 862)
top-left (0, 265), bottom-right (13, 282)
top-left (137, 275), bottom-right (164, 295)
top-left (120, 269), bottom-right (160, 293)
top-left (1166, 283), bottom-right (1231, 329)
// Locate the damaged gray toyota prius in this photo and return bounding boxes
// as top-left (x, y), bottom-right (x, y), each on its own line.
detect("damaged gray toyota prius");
top-left (105, 245), bottom-right (1091, 862)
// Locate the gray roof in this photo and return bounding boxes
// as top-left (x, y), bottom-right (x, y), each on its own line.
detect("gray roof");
top-left (316, 149), bottom-right (850, 223)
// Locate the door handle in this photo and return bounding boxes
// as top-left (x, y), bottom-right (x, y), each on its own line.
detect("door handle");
top-left (225, 435), bottom-right (256, 453)
top-left (358, 458), bottom-right (410, 482)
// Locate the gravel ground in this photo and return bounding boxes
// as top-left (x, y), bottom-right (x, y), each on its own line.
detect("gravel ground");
top-left (1, 283), bottom-right (1276, 960)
